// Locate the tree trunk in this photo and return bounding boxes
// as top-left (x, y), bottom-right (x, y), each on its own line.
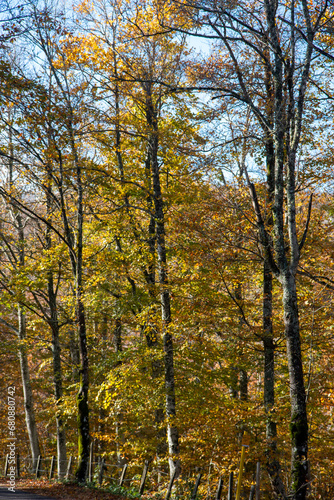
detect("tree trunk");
top-left (67, 102), bottom-right (90, 483)
top-left (17, 306), bottom-right (41, 470)
top-left (282, 272), bottom-right (308, 500)
top-left (148, 90), bottom-right (180, 479)
top-left (50, 316), bottom-right (67, 478)
top-left (46, 173), bottom-right (67, 478)
top-left (239, 369), bottom-right (248, 401)
top-left (75, 293), bottom-right (90, 482)
top-left (265, 0), bottom-right (309, 494)
top-left (11, 167), bottom-right (41, 470)
top-left (113, 317), bottom-right (125, 466)
top-left (263, 261), bottom-right (286, 499)
top-left (69, 328), bottom-right (80, 382)
top-left (113, 317), bottom-right (122, 353)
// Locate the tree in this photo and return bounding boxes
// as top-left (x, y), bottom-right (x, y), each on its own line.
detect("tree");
top-left (0, 4), bottom-right (96, 479)
top-left (72, 0), bottom-right (203, 477)
top-left (162, 0), bottom-right (333, 497)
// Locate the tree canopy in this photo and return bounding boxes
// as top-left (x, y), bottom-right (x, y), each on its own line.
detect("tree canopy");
top-left (0, 0), bottom-right (334, 499)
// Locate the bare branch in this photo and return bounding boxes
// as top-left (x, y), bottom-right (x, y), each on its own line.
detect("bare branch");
top-left (299, 194), bottom-right (313, 252)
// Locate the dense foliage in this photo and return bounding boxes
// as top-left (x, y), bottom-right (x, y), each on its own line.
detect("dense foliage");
top-left (0, 0), bottom-right (334, 499)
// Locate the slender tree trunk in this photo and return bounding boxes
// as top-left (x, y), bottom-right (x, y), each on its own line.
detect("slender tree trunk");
top-left (65, 107), bottom-right (90, 483)
top-left (17, 306), bottom-right (41, 469)
top-left (49, 116), bottom-right (88, 480)
top-left (262, 120), bottom-right (286, 497)
top-left (75, 296), bottom-right (90, 482)
top-left (263, 261), bottom-right (286, 499)
top-left (264, 1), bottom-right (309, 494)
top-left (97, 316), bottom-right (107, 455)
top-left (49, 313), bottom-right (67, 477)
top-left (153, 172), bottom-right (180, 477)
top-left (6, 126), bottom-right (41, 470)
top-left (56, 158), bottom-right (89, 482)
top-left (75, 187), bottom-right (90, 482)
top-left (46, 243), bottom-right (67, 473)
top-left (112, 317), bottom-right (125, 466)
top-left (263, 261), bottom-right (275, 441)
top-left (282, 272), bottom-right (308, 499)
top-left (239, 369), bottom-right (248, 401)
top-left (57, 125), bottom-right (90, 483)
top-left (46, 165), bottom-right (67, 478)
top-left (147, 91), bottom-right (180, 479)
top-left (69, 328), bottom-right (80, 383)
top-left (113, 318), bottom-right (122, 353)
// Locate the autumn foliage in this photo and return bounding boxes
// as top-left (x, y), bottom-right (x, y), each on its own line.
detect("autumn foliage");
top-left (0, 1), bottom-right (334, 499)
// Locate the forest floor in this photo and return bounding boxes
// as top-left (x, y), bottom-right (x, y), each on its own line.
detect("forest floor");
top-left (0, 479), bottom-right (128, 499)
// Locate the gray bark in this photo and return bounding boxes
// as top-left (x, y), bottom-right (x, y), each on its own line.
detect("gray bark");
top-left (45, 166), bottom-right (67, 478)
top-left (267, 1), bottom-right (310, 488)
top-left (263, 261), bottom-right (286, 499)
top-left (146, 88), bottom-right (180, 479)
top-left (209, 0), bottom-right (315, 492)
top-left (17, 306), bottom-right (41, 470)
top-left (262, 101), bottom-right (286, 498)
top-left (69, 328), bottom-right (80, 382)
top-left (48, 289), bottom-right (67, 478)
top-left (247, 0), bottom-right (315, 494)
top-left (282, 272), bottom-right (308, 498)
top-left (7, 140), bottom-right (41, 470)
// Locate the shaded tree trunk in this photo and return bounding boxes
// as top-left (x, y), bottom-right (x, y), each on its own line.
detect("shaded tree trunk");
top-left (75, 248), bottom-right (90, 482)
top-left (262, 101), bottom-right (286, 497)
top-left (263, 261), bottom-right (286, 499)
top-left (113, 317), bottom-right (122, 353)
top-left (263, 1), bottom-right (312, 495)
top-left (48, 286), bottom-right (67, 478)
top-left (282, 272), bottom-right (308, 498)
top-left (45, 164), bottom-right (67, 478)
top-left (112, 317), bottom-right (125, 466)
top-left (147, 87), bottom-right (180, 479)
top-left (69, 328), bottom-right (80, 383)
top-left (239, 369), bottom-right (248, 401)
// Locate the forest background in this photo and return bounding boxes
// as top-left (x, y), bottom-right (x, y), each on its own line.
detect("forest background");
top-left (0, 0), bottom-right (334, 499)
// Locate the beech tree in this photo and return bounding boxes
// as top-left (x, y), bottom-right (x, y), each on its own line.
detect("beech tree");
top-left (0, 189), bottom-right (42, 470)
top-left (71, 0), bottom-right (205, 478)
top-left (0, 85), bottom-right (43, 468)
top-left (169, 0), bottom-right (333, 497)
top-left (0, 4), bottom-right (95, 480)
